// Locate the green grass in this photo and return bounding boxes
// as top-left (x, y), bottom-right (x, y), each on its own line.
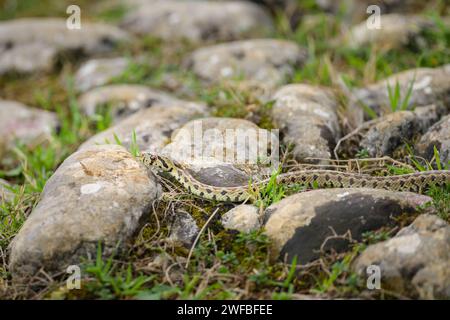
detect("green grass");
top-left (387, 78), bottom-right (415, 113)
top-left (81, 244), bottom-right (154, 300)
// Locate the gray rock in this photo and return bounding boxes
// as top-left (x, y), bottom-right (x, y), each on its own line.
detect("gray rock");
top-left (341, 14), bottom-right (437, 50)
top-left (263, 189), bottom-right (432, 264)
top-left (121, 0), bottom-right (274, 43)
top-left (0, 18), bottom-right (129, 75)
top-left (271, 84), bottom-right (341, 163)
top-left (164, 117), bottom-right (278, 164)
top-left (415, 115), bottom-right (450, 165)
top-left (360, 104), bottom-right (442, 157)
top-left (317, 0), bottom-right (430, 23)
top-left (353, 214), bottom-right (450, 299)
top-left (162, 117), bottom-right (279, 185)
top-left (0, 42), bottom-right (57, 75)
top-left (9, 144), bottom-right (160, 278)
top-left (0, 100), bottom-right (58, 157)
top-left (78, 84), bottom-right (196, 123)
top-left (167, 211), bottom-right (199, 247)
top-left (221, 205), bottom-right (261, 233)
top-left (344, 0), bottom-right (433, 23)
top-left (350, 65), bottom-right (450, 123)
top-left (186, 39), bottom-right (306, 87)
top-left (0, 179), bottom-right (14, 203)
top-left (79, 102), bottom-right (207, 153)
top-left (74, 58), bottom-right (129, 92)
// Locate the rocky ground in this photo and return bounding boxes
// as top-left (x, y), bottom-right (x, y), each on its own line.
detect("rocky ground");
top-left (0, 0), bottom-right (449, 300)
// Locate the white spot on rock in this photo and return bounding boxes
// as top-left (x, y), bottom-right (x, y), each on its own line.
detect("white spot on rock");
top-left (388, 233), bottom-right (421, 255)
top-left (80, 183), bottom-right (103, 195)
top-left (337, 192), bottom-right (350, 198)
top-left (220, 67), bottom-right (233, 77)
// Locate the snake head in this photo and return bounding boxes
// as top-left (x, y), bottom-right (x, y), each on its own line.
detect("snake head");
top-left (140, 152), bottom-right (159, 166)
top-left (140, 152), bottom-right (176, 171)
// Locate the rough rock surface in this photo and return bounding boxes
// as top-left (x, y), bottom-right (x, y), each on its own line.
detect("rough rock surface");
top-left (353, 214), bottom-right (450, 299)
top-left (221, 205), bottom-right (261, 233)
top-left (271, 84), bottom-right (341, 163)
top-left (0, 18), bottom-right (129, 74)
top-left (350, 65), bottom-right (450, 123)
top-left (415, 115), bottom-right (450, 165)
top-left (317, 0), bottom-right (430, 23)
top-left (79, 102), bottom-right (207, 152)
top-left (162, 117), bottom-right (278, 185)
top-left (0, 100), bottom-right (58, 156)
top-left (360, 104), bottom-right (442, 157)
top-left (167, 211), bottom-right (199, 248)
top-left (121, 0), bottom-right (274, 43)
top-left (341, 14), bottom-right (437, 49)
top-left (78, 84), bottom-right (197, 123)
top-left (263, 189), bottom-right (432, 264)
top-left (9, 145), bottom-right (160, 278)
top-left (74, 58), bottom-right (129, 92)
top-left (186, 39), bottom-right (307, 87)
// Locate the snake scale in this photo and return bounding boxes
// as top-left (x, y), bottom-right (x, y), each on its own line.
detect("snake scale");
top-left (139, 152), bottom-right (450, 202)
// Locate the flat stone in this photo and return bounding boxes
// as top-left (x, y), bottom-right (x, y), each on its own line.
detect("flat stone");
top-left (343, 0), bottom-right (435, 23)
top-left (164, 117), bottom-right (278, 165)
top-left (79, 102), bottom-right (207, 153)
top-left (0, 100), bottom-right (58, 157)
top-left (162, 117), bottom-right (279, 186)
top-left (0, 18), bottom-right (129, 75)
top-left (350, 65), bottom-right (450, 123)
top-left (0, 42), bottom-right (57, 75)
top-left (186, 39), bottom-right (306, 87)
top-left (74, 58), bottom-right (129, 92)
top-left (360, 104), bottom-right (442, 157)
top-left (9, 144), bottom-right (160, 279)
top-left (263, 189), bottom-right (432, 264)
top-left (415, 115), bottom-right (450, 165)
top-left (120, 0), bottom-right (274, 43)
top-left (353, 214), bottom-right (450, 299)
top-left (271, 84), bottom-right (341, 163)
top-left (341, 14), bottom-right (436, 49)
top-left (78, 84), bottom-right (197, 123)
top-left (167, 211), bottom-right (199, 248)
top-left (221, 205), bottom-right (261, 233)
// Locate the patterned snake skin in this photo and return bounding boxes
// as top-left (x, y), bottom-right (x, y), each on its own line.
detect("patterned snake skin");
top-left (139, 153), bottom-right (450, 202)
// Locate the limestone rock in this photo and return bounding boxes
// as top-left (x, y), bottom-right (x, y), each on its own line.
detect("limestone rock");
top-left (9, 145), bottom-right (160, 278)
top-left (162, 117), bottom-right (279, 186)
top-left (0, 100), bottom-right (58, 156)
top-left (74, 58), bottom-right (129, 92)
top-left (341, 14), bottom-right (437, 50)
top-left (121, 0), bottom-right (274, 43)
top-left (186, 39), bottom-right (306, 87)
top-left (271, 84), bottom-right (341, 163)
top-left (353, 214), bottom-right (450, 299)
top-left (79, 102), bottom-right (207, 153)
top-left (78, 84), bottom-right (197, 123)
top-left (263, 189), bottom-right (432, 264)
top-left (221, 205), bottom-right (261, 233)
top-left (0, 18), bottom-right (129, 74)
top-left (360, 104), bottom-right (442, 157)
top-left (167, 211), bottom-right (199, 248)
top-left (415, 115), bottom-right (450, 165)
top-left (350, 65), bottom-right (450, 123)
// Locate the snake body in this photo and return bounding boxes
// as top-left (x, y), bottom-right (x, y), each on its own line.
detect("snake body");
top-left (139, 153), bottom-right (449, 202)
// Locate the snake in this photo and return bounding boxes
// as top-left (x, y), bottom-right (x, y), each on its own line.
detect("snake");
top-left (139, 152), bottom-right (450, 202)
